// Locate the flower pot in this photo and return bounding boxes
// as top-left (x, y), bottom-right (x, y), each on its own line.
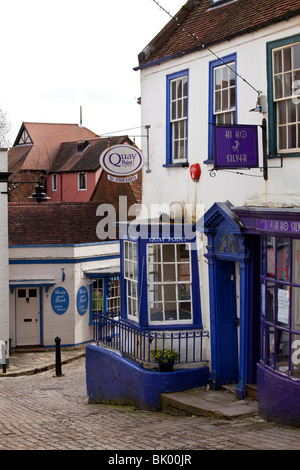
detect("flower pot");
top-left (159, 362), bottom-right (174, 372)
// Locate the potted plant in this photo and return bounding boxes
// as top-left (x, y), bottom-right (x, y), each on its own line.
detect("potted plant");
top-left (151, 348), bottom-right (179, 372)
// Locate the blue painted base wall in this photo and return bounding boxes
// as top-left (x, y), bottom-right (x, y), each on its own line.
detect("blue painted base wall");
top-left (86, 343), bottom-right (209, 411)
top-left (257, 362), bottom-right (300, 427)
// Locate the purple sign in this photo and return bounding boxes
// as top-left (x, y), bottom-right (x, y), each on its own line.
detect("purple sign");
top-left (257, 219), bottom-right (300, 234)
top-left (213, 125), bottom-right (259, 169)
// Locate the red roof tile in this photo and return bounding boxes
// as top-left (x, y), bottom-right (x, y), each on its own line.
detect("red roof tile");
top-left (138, 0), bottom-right (300, 68)
top-left (9, 122), bottom-right (99, 172)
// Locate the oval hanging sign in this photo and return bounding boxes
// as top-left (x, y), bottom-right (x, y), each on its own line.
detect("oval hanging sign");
top-left (99, 145), bottom-right (144, 176)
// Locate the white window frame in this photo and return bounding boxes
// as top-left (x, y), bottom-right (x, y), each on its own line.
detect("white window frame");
top-left (124, 241), bottom-right (139, 322)
top-left (147, 243), bottom-right (193, 325)
top-left (272, 41), bottom-right (300, 153)
top-left (213, 61), bottom-right (236, 125)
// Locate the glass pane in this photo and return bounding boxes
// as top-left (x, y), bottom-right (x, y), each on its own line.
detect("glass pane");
top-left (229, 66), bottom-right (235, 86)
top-left (275, 329), bottom-right (289, 375)
top-left (266, 236), bottom-right (276, 278)
top-left (278, 126), bottom-right (286, 150)
top-left (215, 67), bottom-right (222, 90)
top-left (230, 87), bottom-right (235, 109)
top-left (171, 80), bottom-right (176, 99)
top-left (287, 100), bottom-right (296, 123)
top-left (177, 99), bottom-right (182, 119)
top-left (172, 101), bottom-right (176, 120)
top-left (150, 303), bottom-right (163, 322)
top-left (222, 66), bottom-right (228, 88)
top-left (278, 100), bottom-right (286, 124)
top-left (215, 90), bottom-right (221, 112)
top-left (277, 238), bottom-right (290, 282)
top-left (265, 325), bottom-right (275, 367)
top-left (177, 263), bottom-right (190, 282)
top-left (284, 72), bottom-right (292, 97)
top-left (288, 124), bottom-right (297, 148)
top-left (273, 49), bottom-right (282, 74)
top-left (277, 285), bottom-right (289, 327)
top-left (163, 244), bottom-right (175, 262)
top-left (292, 286), bottom-right (300, 331)
top-left (183, 97), bottom-right (187, 118)
top-left (177, 79), bottom-right (182, 98)
top-left (222, 89), bottom-right (228, 110)
top-left (274, 75), bottom-right (283, 99)
top-left (291, 333), bottom-right (300, 378)
top-left (164, 284), bottom-right (176, 302)
top-left (266, 282), bottom-right (275, 322)
top-left (179, 302), bottom-right (192, 320)
top-left (293, 43), bottom-right (300, 69)
top-left (292, 239), bottom-right (300, 284)
top-left (29, 289), bottom-right (37, 297)
top-left (177, 244), bottom-right (190, 261)
top-left (163, 263), bottom-right (176, 282)
top-left (178, 284), bottom-right (191, 300)
top-left (165, 304), bottom-right (177, 321)
top-left (283, 47), bottom-right (291, 72)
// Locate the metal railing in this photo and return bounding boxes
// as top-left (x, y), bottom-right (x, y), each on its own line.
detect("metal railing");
top-left (93, 312), bottom-right (209, 366)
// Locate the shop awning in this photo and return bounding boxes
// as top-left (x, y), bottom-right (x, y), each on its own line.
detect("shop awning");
top-left (9, 279), bottom-right (56, 292)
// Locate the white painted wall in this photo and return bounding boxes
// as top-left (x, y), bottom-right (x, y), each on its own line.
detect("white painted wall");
top-left (139, 17), bottom-right (300, 340)
top-left (0, 150), bottom-right (9, 359)
top-left (9, 242), bottom-right (120, 347)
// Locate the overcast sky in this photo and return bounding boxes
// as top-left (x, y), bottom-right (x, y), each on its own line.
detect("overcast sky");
top-left (1, 0), bottom-right (184, 145)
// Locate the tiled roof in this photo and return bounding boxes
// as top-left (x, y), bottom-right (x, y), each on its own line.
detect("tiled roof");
top-left (9, 122), bottom-right (99, 172)
top-left (49, 136), bottom-right (133, 173)
top-left (8, 202), bottom-right (111, 245)
top-left (137, 0), bottom-right (300, 68)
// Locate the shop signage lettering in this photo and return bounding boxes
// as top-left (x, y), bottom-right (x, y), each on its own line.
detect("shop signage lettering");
top-left (267, 249), bottom-right (289, 280)
top-left (77, 286), bottom-right (88, 315)
top-left (51, 287), bottom-right (69, 315)
top-left (258, 219), bottom-right (300, 234)
top-left (100, 145), bottom-right (144, 177)
top-left (213, 125), bottom-right (258, 169)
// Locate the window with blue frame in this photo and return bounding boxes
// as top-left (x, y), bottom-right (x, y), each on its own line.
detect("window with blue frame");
top-left (207, 54), bottom-right (236, 162)
top-left (267, 36), bottom-right (300, 156)
top-left (124, 240), bottom-right (139, 322)
top-left (147, 243), bottom-right (192, 325)
top-left (261, 236), bottom-right (300, 378)
top-left (165, 70), bottom-right (189, 166)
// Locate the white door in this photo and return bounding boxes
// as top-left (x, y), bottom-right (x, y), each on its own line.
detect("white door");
top-left (16, 288), bottom-right (40, 346)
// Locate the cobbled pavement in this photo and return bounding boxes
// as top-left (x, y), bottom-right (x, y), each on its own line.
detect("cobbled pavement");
top-left (0, 356), bottom-right (299, 452)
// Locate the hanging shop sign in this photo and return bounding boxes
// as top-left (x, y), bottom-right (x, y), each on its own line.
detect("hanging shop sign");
top-left (213, 125), bottom-right (258, 169)
top-left (99, 145), bottom-right (144, 177)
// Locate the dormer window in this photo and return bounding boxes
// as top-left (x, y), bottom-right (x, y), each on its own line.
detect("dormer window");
top-left (77, 140), bottom-right (90, 155)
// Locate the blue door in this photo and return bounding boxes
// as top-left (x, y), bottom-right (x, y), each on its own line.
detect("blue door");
top-left (215, 260), bottom-right (239, 383)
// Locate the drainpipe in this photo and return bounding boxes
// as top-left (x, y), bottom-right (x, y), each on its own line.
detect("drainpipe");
top-left (0, 340), bottom-right (6, 373)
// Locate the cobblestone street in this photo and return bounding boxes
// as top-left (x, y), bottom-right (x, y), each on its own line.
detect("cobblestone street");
top-left (0, 356), bottom-right (299, 454)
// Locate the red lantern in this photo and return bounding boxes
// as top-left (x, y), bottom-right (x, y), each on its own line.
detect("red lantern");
top-left (190, 163), bottom-right (201, 181)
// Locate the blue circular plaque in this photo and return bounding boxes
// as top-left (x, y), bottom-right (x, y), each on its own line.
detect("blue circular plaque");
top-left (77, 286), bottom-right (88, 315)
top-left (51, 287), bottom-right (69, 315)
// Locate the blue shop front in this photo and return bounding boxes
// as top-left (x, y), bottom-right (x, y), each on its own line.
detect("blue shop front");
top-left (86, 219), bottom-right (210, 411)
top-left (203, 202), bottom-right (300, 427)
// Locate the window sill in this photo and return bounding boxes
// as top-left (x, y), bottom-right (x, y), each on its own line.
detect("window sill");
top-left (267, 152), bottom-right (300, 159)
top-left (163, 162), bottom-right (189, 168)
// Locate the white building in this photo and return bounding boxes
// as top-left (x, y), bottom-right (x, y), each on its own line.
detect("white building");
top-left (0, 149), bottom-right (9, 368)
top-left (132, 0), bottom-right (300, 425)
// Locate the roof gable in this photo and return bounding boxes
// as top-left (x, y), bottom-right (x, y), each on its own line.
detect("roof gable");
top-left (9, 122), bottom-right (99, 172)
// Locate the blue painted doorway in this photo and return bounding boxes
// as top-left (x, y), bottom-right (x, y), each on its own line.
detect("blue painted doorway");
top-left (215, 260), bottom-right (239, 384)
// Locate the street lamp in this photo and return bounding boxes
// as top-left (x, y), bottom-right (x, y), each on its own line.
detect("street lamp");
top-left (0, 172), bottom-right (49, 203)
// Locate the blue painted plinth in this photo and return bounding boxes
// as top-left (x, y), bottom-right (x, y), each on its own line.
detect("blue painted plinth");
top-left (86, 343), bottom-right (209, 411)
top-left (257, 362), bottom-right (300, 427)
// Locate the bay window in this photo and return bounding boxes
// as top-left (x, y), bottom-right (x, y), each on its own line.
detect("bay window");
top-left (147, 243), bottom-right (192, 324)
top-left (261, 236), bottom-right (300, 378)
